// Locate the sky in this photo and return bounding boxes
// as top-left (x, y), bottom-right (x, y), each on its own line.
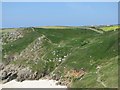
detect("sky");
top-left (2, 2), bottom-right (118, 28)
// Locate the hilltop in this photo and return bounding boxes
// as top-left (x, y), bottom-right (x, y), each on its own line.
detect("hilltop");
top-left (0, 25), bottom-right (119, 88)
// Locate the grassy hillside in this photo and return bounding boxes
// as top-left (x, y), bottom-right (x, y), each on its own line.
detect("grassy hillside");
top-left (98, 25), bottom-right (119, 31)
top-left (2, 25), bottom-right (119, 88)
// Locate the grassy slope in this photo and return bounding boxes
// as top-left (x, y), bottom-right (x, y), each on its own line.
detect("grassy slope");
top-left (3, 28), bottom-right (41, 54)
top-left (2, 26), bottom-right (118, 88)
top-left (99, 25), bottom-right (119, 31)
top-left (50, 30), bottom-right (118, 88)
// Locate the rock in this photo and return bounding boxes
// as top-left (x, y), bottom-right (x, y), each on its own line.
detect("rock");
top-left (56, 81), bottom-right (62, 85)
top-left (56, 81), bottom-right (65, 86)
top-left (17, 68), bottom-right (32, 82)
top-left (0, 69), bottom-right (18, 83)
top-left (0, 59), bottom-right (49, 83)
top-left (52, 75), bottom-right (56, 80)
top-left (0, 63), bottom-right (5, 70)
top-left (5, 72), bottom-right (17, 83)
top-left (0, 64), bottom-right (21, 83)
top-left (0, 71), bottom-right (7, 80)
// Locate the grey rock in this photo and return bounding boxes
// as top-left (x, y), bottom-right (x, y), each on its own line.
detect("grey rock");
top-left (0, 71), bottom-right (7, 80)
top-left (16, 68), bottom-right (32, 82)
top-left (0, 63), bottom-right (5, 70)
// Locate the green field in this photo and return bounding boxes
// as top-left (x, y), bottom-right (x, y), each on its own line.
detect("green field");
top-left (99, 25), bottom-right (119, 31)
top-left (2, 25), bottom-right (119, 88)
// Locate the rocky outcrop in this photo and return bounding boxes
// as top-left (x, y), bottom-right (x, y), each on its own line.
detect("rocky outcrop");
top-left (14, 36), bottom-right (45, 62)
top-left (2, 29), bottom-right (24, 45)
top-left (0, 64), bottom-right (41, 84)
top-left (1, 35), bottom-right (52, 84)
top-left (0, 64), bottom-right (19, 83)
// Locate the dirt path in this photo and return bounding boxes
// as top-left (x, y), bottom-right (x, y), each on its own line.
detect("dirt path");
top-left (87, 28), bottom-right (104, 34)
top-left (96, 66), bottom-right (107, 87)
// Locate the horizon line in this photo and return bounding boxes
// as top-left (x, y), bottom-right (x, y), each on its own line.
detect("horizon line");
top-left (1, 24), bottom-right (119, 29)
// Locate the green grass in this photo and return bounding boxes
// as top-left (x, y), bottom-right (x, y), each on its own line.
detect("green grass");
top-left (99, 25), bottom-right (119, 31)
top-left (2, 26), bottom-right (119, 88)
top-left (3, 28), bottom-right (42, 54)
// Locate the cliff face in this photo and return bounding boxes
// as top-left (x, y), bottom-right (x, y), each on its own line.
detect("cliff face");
top-left (1, 26), bottom-right (119, 88)
top-left (0, 64), bottom-right (35, 83)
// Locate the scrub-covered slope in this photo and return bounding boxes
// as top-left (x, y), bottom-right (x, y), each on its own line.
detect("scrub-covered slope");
top-left (1, 26), bottom-right (119, 88)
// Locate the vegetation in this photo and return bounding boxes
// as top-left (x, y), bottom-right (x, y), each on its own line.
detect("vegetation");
top-left (2, 25), bottom-right (119, 88)
top-left (99, 25), bottom-right (119, 31)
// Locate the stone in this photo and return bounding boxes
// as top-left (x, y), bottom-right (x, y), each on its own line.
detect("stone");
top-left (0, 71), bottom-right (7, 80)
top-left (0, 63), bottom-right (5, 70)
